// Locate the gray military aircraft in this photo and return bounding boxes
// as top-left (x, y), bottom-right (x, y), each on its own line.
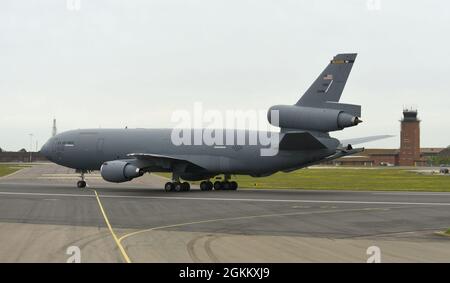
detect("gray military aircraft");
top-left (40, 53), bottom-right (390, 191)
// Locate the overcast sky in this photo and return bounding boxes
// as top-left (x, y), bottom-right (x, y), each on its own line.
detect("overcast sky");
top-left (1, 0), bottom-right (449, 151)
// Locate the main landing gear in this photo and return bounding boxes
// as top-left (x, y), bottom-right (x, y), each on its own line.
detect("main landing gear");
top-left (199, 181), bottom-right (213, 191)
top-left (212, 174), bottom-right (238, 190)
top-left (213, 180), bottom-right (238, 191)
top-left (77, 171), bottom-right (87, 188)
top-left (199, 178), bottom-right (238, 191)
top-left (164, 173), bottom-right (190, 192)
top-left (164, 181), bottom-right (191, 192)
top-left (165, 174), bottom-right (239, 192)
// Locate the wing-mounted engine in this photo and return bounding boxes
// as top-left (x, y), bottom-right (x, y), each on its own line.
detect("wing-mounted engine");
top-left (100, 160), bottom-right (144, 183)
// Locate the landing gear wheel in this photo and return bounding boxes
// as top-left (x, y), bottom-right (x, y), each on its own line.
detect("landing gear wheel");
top-left (182, 182), bottom-right (190, 191)
top-left (230, 181), bottom-right (238, 190)
top-left (213, 181), bottom-right (222, 190)
top-left (201, 181), bottom-right (213, 191)
top-left (174, 182), bottom-right (183, 192)
top-left (76, 170), bottom-right (87, 189)
top-left (164, 182), bottom-right (174, 192)
top-left (77, 180), bottom-right (86, 188)
top-left (222, 181), bottom-right (230, 190)
top-left (200, 181), bottom-right (209, 191)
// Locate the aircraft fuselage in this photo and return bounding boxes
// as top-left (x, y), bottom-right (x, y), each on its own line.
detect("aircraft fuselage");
top-left (41, 128), bottom-right (338, 177)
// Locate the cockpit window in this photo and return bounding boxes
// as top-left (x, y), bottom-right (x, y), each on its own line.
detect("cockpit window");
top-left (63, 141), bottom-right (75, 146)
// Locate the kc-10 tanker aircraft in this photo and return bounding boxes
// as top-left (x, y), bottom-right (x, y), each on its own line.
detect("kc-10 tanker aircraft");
top-left (41, 53), bottom-right (390, 191)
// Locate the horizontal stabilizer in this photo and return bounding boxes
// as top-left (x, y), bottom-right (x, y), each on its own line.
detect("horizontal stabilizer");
top-left (340, 135), bottom-right (395, 146)
top-left (282, 147), bottom-right (364, 172)
top-left (279, 132), bottom-right (327, 151)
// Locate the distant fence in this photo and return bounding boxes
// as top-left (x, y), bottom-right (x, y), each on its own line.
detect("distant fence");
top-left (0, 152), bottom-right (48, 162)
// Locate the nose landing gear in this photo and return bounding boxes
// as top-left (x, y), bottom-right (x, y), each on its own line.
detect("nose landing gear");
top-left (76, 171), bottom-right (87, 188)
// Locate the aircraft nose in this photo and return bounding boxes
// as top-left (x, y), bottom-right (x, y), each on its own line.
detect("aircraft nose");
top-left (40, 140), bottom-right (51, 159)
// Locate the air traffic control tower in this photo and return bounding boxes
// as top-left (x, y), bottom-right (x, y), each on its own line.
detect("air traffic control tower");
top-left (399, 109), bottom-right (421, 166)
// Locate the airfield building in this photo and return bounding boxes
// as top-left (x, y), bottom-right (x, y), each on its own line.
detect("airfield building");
top-left (332, 109), bottom-right (443, 167)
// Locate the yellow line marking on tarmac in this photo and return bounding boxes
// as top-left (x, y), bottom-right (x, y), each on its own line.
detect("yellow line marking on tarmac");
top-left (93, 190), bottom-right (131, 263)
top-left (118, 207), bottom-right (391, 244)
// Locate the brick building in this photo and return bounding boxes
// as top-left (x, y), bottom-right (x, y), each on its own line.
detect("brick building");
top-left (438, 148), bottom-right (450, 158)
top-left (332, 109), bottom-right (442, 166)
top-left (398, 109), bottom-right (422, 165)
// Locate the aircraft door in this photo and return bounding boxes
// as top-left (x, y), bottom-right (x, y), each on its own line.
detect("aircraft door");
top-left (52, 138), bottom-right (59, 153)
top-left (52, 138), bottom-right (64, 161)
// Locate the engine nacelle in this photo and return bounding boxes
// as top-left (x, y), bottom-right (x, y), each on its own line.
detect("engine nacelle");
top-left (100, 160), bottom-right (143, 183)
top-left (267, 105), bottom-right (361, 132)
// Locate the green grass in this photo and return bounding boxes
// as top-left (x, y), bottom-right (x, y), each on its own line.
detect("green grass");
top-left (156, 168), bottom-right (450, 192)
top-left (446, 228), bottom-right (450, 235)
top-left (235, 169), bottom-right (450, 191)
top-left (0, 164), bottom-right (29, 177)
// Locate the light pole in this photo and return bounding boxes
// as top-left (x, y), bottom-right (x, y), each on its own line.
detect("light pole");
top-left (29, 133), bottom-right (33, 163)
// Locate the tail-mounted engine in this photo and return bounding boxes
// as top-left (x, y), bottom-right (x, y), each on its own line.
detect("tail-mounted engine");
top-left (267, 105), bottom-right (362, 132)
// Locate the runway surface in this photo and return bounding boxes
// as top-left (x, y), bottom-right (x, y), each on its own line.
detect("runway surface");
top-left (0, 164), bottom-right (449, 262)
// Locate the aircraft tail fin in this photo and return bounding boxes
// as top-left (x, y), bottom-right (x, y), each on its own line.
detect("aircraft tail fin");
top-left (267, 53), bottom-right (361, 132)
top-left (296, 53), bottom-right (357, 108)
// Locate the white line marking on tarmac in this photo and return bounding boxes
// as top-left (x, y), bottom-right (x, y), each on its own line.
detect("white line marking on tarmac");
top-left (372, 192), bottom-right (450, 196)
top-left (0, 191), bottom-right (92, 197)
top-left (118, 206), bottom-right (393, 243)
top-left (0, 191), bottom-right (450, 206)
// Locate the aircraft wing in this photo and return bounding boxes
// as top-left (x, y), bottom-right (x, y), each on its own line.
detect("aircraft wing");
top-left (279, 132), bottom-right (328, 151)
top-left (127, 153), bottom-right (205, 170)
top-left (128, 153), bottom-right (187, 162)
